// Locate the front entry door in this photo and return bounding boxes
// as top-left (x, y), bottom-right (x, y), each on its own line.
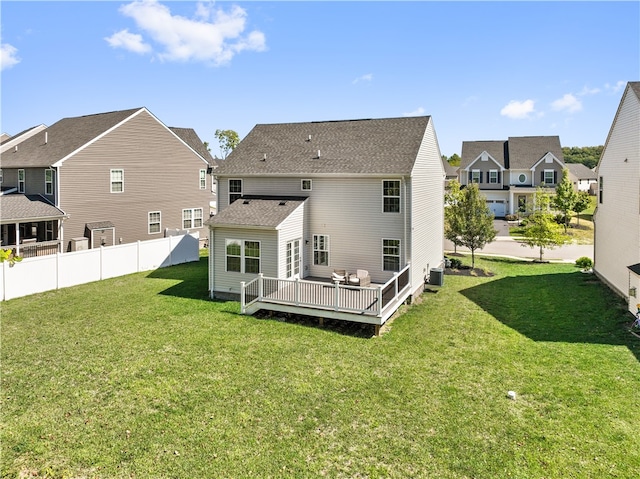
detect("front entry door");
top-left (286, 240), bottom-right (301, 279)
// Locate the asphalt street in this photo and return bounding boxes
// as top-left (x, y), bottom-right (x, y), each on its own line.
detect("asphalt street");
top-left (444, 220), bottom-right (594, 263)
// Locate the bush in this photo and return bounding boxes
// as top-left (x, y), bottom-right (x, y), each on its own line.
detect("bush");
top-left (449, 258), bottom-right (462, 269)
top-left (505, 214), bottom-right (518, 221)
top-left (575, 256), bottom-right (593, 270)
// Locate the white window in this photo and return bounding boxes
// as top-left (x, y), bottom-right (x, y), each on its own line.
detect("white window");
top-left (229, 179), bottom-right (242, 204)
top-left (599, 176), bottom-right (603, 204)
top-left (45, 169), bottom-right (53, 195)
top-left (489, 170), bottom-right (498, 184)
top-left (148, 211), bottom-right (161, 234)
top-left (199, 169), bottom-right (206, 190)
top-left (286, 240), bottom-right (301, 278)
top-left (383, 238), bottom-right (401, 272)
top-left (518, 173), bottom-right (527, 184)
top-left (471, 170), bottom-right (481, 184)
top-left (301, 179), bottom-right (312, 191)
top-left (18, 169), bottom-right (25, 193)
top-left (383, 180), bottom-right (401, 213)
top-left (544, 170), bottom-right (555, 185)
top-left (182, 208), bottom-right (203, 228)
top-left (313, 234), bottom-right (329, 266)
top-left (225, 239), bottom-right (260, 273)
top-left (110, 169), bottom-right (124, 193)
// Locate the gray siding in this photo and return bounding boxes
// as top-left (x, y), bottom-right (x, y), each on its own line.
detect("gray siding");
top-left (211, 227), bottom-right (278, 295)
top-left (58, 110), bottom-right (210, 249)
top-left (409, 119), bottom-right (445, 293)
top-left (594, 85), bottom-right (640, 305)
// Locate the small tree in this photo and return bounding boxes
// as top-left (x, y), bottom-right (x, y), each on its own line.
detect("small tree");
top-left (214, 129), bottom-right (239, 159)
top-left (521, 189), bottom-right (570, 261)
top-left (0, 248), bottom-right (22, 267)
top-left (573, 191), bottom-right (591, 226)
top-left (444, 179), bottom-right (464, 253)
top-left (456, 183), bottom-right (497, 268)
top-left (553, 168), bottom-right (577, 232)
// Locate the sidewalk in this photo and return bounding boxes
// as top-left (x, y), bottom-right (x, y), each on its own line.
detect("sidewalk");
top-left (445, 220), bottom-right (594, 263)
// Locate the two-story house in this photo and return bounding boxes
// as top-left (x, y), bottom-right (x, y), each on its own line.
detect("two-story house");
top-left (458, 136), bottom-right (565, 217)
top-left (206, 116), bottom-right (445, 333)
top-left (593, 81), bottom-right (640, 316)
top-left (0, 107), bottom-right (215, 255)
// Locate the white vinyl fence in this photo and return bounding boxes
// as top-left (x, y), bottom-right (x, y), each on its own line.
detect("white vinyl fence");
top-left (1, 233), bottom-right (200, 301)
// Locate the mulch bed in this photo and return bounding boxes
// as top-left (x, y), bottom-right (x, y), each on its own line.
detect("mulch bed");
top-left (445, 267), bottom-right (495, 277)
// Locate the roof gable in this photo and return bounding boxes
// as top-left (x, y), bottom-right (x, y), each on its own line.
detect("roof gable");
top-left (508, 136), bottom-right (564, 169)
top-left (215, 116), bottom-right (432, 176)
top-left (206, 196), bottom-right (307, 229)
top-left (460, 141), bottom-right (507, 169)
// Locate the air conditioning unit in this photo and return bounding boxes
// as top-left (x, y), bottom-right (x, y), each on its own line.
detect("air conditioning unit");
top-left (70, 237), bottom-right (89, 251)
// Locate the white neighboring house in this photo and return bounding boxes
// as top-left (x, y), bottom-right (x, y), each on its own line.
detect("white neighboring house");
top-left (458, 136), bottom-right (565, 217)
top-left (566, 163), bottom-right (598, 194)
top-left (594, 81), bottom-right (640, 316)
top-left (206, 116), bottom-right (445, 333)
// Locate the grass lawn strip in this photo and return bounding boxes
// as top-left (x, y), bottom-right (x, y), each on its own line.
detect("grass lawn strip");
top-left (2, 255), bottom-right (639, 478)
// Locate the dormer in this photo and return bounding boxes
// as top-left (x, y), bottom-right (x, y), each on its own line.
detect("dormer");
top-left (530, 152), bottom-right (564, 186)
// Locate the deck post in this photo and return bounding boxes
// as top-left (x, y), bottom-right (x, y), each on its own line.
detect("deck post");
top-left (258, 273), bottom-right (264, 300)
top-left (240, 281), bottom-right (246, 314)
top-left (295, 277), bottom-right (300, 306)
top-left (374, 324), bottom-right (381, 336)
top-left (318, 317), bottom-right (324, 327)
top-left (334, 280), bottom-right (341, 311)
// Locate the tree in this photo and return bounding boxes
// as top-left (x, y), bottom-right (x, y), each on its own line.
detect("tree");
top-left (562, 146), bottom-right (603, 170)
top-left (444, 179), bottom-right (464, 253)
top-left (214, 129), bottom-right (239, 159)
top-left (573, 191), bottom-right (591, 226)
top-left (203, 141), bottom-right (211, 152)
top-left (455, 183), bottom-right (497, 268)
top-left (0, 248), bottom-right (22, 267)
top-left (553, 168), bottom-right (577, 232)
top-left (521, 189), bottom-right (570, 261)
top-left (448, 153), bottom-right (461, 166)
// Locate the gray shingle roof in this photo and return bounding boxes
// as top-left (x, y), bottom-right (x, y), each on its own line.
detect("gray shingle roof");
top-left (169, 127), bottom-right (217, 167)
top-left (215, 116), bottom-right (432, 176)
top-left (1, 108), bottom-right (142, 168)
top-left (0, 194), bottom-right (67, 222)
top-left (441, 157), bottom-right (458, 178)
top-left (460, 140), bottom-right (507, 168)
top-left (566, 163), bottom-right (596, 180)
top-left (507, 136), bottom-right (564, 169)
top-left (206, 196), bottom-right (307, 228)
top-left (629, 82), bottom-right (640, 100)
top-left (460, 136), bottom-right (563, 170)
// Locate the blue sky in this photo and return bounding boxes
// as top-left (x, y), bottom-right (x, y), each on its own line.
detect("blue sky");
top-left (1, 1), bottom-right (638, 157)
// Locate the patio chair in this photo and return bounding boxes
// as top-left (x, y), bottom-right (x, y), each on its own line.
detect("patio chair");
top-left (331, 269), bottom-right (347, 284)
top-left (348, 269), bottom-right (371, 287)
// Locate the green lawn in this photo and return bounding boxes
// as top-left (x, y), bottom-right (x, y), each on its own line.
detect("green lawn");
top-left (2, 255), bottom-right (640, 478)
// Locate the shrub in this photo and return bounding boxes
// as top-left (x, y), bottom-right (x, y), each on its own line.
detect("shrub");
top-left (449, 258), bottom-right (462, 269)
top-left (505, 214), bottom-right (518, 222)
top-left (575, 256), bottom-right (593, 270)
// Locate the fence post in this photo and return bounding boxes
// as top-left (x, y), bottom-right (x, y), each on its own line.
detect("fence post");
top-left (137, 240), bottom-right (141, 272)
top-left (56, 252), bottom-right (60, 291)
top-left (100, 245), bottom-right (104, 280)
top-left (295, 277), bottom-right (300, 306)
top-left (334, 280), bottom-right (340, 311)
top-left (241, 281), bottom-right (246, 314)
top-left (258, 273), bottom-right (264, 301)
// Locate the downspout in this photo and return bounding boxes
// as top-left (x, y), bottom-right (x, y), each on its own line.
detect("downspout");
top-left (209, 227), bottom-right (215, 299)
top-left (403, 177), bottom-right (407, 267)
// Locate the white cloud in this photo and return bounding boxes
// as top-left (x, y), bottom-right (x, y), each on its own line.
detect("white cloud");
top-left (1, 43), bottom-right (20, 71)
top-left (352, 73), bottom-right (373, 84)
top-left (105, 29), bottom-right (151, 54)
top-left (605, 80), bottom-right (626, 94)
top-left (578, 85), bottom-right (600, 96)
top-left (551, 93), bottom-right (582, 113)
top-left (500, 100), bottom-right (536, 119)
top-left (403, 107), bottom-right (425, 117)
top-left (109, 0), bottom-right (266, 65)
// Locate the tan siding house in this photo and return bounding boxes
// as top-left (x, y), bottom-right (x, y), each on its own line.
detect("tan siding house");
top-left (1, 107), bottom-right (214, 254)
top-left (459, 136), bottom-right (565, 217)
top-left (593, 82), bottom-right (640, 315)
top-left (207, 116), bottom-right (445, 331)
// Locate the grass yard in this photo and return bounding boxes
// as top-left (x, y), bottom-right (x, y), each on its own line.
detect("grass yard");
top-left (2, 254), bottom-right (640, 478)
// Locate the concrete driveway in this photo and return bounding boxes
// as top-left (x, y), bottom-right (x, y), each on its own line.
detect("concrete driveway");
top-left (444, 220), bottom-right (594, 263)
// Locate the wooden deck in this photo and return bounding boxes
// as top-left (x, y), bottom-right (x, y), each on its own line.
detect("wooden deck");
top-left (240, 265), bottom-right (412, 328)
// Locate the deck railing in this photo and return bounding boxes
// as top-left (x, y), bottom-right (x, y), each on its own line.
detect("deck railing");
top-left (241, 263), bottom-right (412, 319)
top-left (5, 240), bottom-right (61, 258)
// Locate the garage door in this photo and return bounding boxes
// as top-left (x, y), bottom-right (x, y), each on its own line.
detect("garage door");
top-left (486, 200), bottom-right (506, 218)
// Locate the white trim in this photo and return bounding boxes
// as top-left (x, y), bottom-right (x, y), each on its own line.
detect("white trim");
top-left (199, 169), bottom-right (207, 190)
top-left (225, 238), bottom-right (261, 274)
top-left (382, 238), bottom-right (401, 272)
top-left (182, 207), bottom-right (204, 229)
top-left (530, 152), bottom-right (563, 171)
top-left (466, 151), bottom-right (504, 170)
top-left (382, 179), bottom-right (401, 214)
top-left (18, 169), bottom-right (25, 193)
top-left (110, 169), bottom-right (124, 193)
top-left (45, 168), bottom-right (54, 195)
top-left (313, 234), bottom-right (330, 266)
top-left (148, 211), bottom-right (161, 234)
top-left (301, 179), bottom-right (312, 191)
top-left (229, 178), bottom-right (243, 204)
